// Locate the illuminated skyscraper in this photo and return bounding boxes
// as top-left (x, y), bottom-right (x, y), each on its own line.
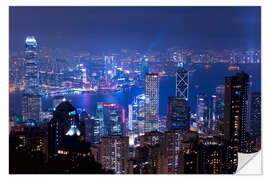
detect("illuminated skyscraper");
top-left (249, 92), bottom-right (261, 151)
top-left (103, 103), bottom-right (126, 136)
top-left (209, 95), bottom-right (224, 135)
top-left (129, 94), bottom-right (145, 135)
top-left (196, 94), bottom-right (209, 134)
top-left (21, 94), bottom-right (41, 123)
top-left (214, 85), bottom-right (225, 136)
top-left (21, 36), bottom-right (41, 123)
top-left (176, 61), bottom-right (189, 101)
top-left (95, 102), bottom-right (104, 138)
top-left (128, 104), bottom-right (133, 131)
top-left (167, 97), bottom-right (190, 131)
top-left (82, 68), bottom-right (87, 83)
top-left (144, 73), bottom-right (159, 133)
top-left (24, 36), bottom-right (39, 95)
top-left (224, 72), bottom-right (249, 152)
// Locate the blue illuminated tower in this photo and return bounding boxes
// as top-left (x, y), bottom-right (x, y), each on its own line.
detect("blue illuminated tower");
top-left (24, 36), bottom-right (39, 95)
top-left (21, 36), bottom-right (41, 124)
top-left (176, 60), bottom-right (189, 101)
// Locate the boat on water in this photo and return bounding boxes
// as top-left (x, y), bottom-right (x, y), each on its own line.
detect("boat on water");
top-left (228, 65), bottom-right (240, 71)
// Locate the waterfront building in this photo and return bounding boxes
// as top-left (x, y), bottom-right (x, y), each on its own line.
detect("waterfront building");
top-left (22, 94), bottom-right (41, 124)
top-left (21, 36), bottom-right (41, 124)
top-left (24, 36), bottom-right (39, 95)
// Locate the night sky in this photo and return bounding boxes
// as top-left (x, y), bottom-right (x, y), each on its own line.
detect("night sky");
top-left (9, 6), bottom-right (261, 52)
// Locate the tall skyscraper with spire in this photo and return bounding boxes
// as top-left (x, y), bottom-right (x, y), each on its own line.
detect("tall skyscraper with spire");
top-left (21, 36), bottom-right (41, 124)
top-left (24, 36), bottom-right (39, 95)
top-left (176, 59), bottom-right (189, 101)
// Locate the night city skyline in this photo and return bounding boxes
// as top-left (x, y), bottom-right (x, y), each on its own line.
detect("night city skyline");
top-left (9, 6), bottom-right (261, 174)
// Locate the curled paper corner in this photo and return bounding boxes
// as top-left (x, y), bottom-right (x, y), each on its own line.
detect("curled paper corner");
top-left (236, 150), bottom-right (262, 175)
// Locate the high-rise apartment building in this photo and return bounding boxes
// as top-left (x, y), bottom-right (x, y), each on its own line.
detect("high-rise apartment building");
top-left (144, 73), bottom-right (159, 133)
top-left (249, 92), bottom-right (261, 151)
top-left (224, 72), bottom-right (249, 152)
top-left (99, 136), bottom-right (129, 174)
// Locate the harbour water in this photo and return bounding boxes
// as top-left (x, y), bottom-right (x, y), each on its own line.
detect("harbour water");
top-left (9, 63), bottom-right (261, 117)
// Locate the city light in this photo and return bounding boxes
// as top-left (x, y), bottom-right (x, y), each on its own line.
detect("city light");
top-left (103, 104), bottom-right (116, 107)
top-left (9, 6), bottom-right (261, 175)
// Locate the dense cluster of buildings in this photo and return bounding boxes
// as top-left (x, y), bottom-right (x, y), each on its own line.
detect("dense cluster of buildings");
top-left (9, 39), bottom-right (261, 95)
top-left (9, 36), bottom-right (261, 174)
